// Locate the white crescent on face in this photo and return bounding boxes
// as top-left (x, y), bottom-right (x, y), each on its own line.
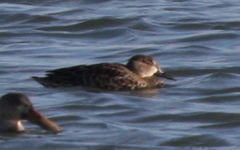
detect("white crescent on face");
top-left (17, 121), bottom-right (25, 131)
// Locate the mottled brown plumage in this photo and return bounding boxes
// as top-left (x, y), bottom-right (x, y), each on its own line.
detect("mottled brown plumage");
top-left (32, 55), bottom-right (175, 90)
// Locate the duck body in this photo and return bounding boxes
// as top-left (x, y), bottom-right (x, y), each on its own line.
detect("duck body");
top-left (33, 63), bottom-right (163, 90)
top-left (32, 55), bottom-right (175, 90)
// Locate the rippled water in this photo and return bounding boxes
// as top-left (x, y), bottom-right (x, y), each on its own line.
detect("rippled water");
top-left (1, 0), bottom-right (240, 149)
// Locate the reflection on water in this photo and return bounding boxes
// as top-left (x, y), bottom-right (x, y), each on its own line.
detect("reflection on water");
top-left (83, 87), bottom-right (160, 98)
top-left (1, 0), bottom-right (240, 149)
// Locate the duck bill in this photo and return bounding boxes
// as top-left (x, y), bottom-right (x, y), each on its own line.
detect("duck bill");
top-left (26, 108), bottom-right (61, 132)
top-left (155, 71), bottom-right (176, 81)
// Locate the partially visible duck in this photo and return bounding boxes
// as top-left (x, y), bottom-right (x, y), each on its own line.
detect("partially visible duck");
top-left (0, 93), bottom-right (61, 133)
top-left (32, 55), bottom-right (176, 90)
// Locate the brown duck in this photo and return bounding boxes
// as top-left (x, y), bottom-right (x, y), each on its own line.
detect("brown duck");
top-left (32, 55), bottom-right (176, 90)
top-left (0, 93), bottom-right (61, 132)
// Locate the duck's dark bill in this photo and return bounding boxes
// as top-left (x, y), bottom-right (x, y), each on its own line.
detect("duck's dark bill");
top-left (155, 72), bottom-right (176, 81)
top-left (26, 109), bottom-right (61, 132)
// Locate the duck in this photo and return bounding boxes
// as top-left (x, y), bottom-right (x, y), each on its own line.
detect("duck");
top-left (0, 93), bottom-right (61, 133)
top-left (32, 55), bottom-right (176, 90)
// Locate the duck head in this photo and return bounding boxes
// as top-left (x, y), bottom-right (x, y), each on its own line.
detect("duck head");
top-left (0, 93), bottom-right (61, 133)
top-left (127, 55), bottom-right (176, 80)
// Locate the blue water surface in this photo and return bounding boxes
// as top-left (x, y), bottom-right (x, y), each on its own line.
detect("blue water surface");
top-left (1, 0), bottom-right (240, 149)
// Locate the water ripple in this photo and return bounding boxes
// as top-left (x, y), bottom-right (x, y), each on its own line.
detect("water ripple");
top-left (161, 134), bottom-right (229, 147)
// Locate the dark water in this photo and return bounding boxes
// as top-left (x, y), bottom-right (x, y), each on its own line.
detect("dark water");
top-left (1, 0), bottom-right (240, 149)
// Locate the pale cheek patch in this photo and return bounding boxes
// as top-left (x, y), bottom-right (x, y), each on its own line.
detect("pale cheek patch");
top-left (17, 121), bottom-right (25, 131)
top-left (142, 67), bottom-right (158, 77)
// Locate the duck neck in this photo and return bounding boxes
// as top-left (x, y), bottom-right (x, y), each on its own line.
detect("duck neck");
top-left (0, 120), bottom-right (25, 132)
top-left (143, 76), bottom-right (164, 88)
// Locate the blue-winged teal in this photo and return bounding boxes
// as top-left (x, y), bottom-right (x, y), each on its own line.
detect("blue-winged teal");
top-left (0, 93), bottom-right (61, 132)
top-left (32, 55), bottom-right (176, 90)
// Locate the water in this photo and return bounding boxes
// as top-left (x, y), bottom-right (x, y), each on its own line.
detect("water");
top-left (1, 0), bottom-right (240, 149)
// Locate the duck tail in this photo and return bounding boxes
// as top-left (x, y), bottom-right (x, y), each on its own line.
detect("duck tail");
top-left (32, 76), bottom-right (57, 88)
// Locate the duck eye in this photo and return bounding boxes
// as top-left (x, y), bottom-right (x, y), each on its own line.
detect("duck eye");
top-left (145, 61), bottom-right (150, 65)
top-left (19, 104), bottom-right (31, 118)
top-left (143, 59), bottom-right (153, 65)
top-left (21, 113), bottom-right (28, 118)
top-left (146, 60), bottom-right (156, 66)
